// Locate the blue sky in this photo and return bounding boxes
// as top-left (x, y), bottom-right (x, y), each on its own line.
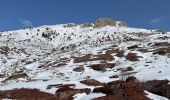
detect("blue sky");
top-left (0, 0), bottom-right (170, 31)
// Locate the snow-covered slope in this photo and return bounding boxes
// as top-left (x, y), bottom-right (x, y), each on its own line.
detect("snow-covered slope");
top-left (0, 19), bottom-right (170, 100)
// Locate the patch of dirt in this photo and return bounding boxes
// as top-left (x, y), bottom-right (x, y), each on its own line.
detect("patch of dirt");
top-left (80, 79), bottom-right (103, 86)
top-left (47, 84), bottom-right (75, 89)
top-left (142, 80), bottom-right (170, 99)
top-left (55, 87), bottom-right (91, 100)
top-left (95, 53), bottom-right (114, 61)
top-left (105, 48), bottom-right (124, 57)
top-left (90, 63), bottom-right (115, 71)
top-left (74, 54), bottom-right (92, 63)
top-left (125, 53), bottom-right (140, 61)
top-left (137, 48), bottom-right (149, 53)
top-left (74, 53), bottom-right (114, 63)
top-left (73, 66), bottom-right (85, 72)
top-left (93, 77), bottom-right (149, 100)
top-left (0, 88), bottom-right (58, 100)
top-left (153, 47), bottom-right (170, 55)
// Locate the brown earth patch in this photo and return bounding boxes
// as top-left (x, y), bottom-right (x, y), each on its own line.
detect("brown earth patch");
top-left (142, 80), bottom-right (170, 99)
top-left (93, 77), bottom-right (149, 100)
top-left (47, 84), bottom-right (76, 89)
top-left (74, 53), bottom-right (114, 63)
top-left (80, 79), bottom-right (103, 86)
top-left (90, 63), bottom-right (115, 71)
top-left (55, 87), bottom-right (91, 100)
top-left (105, 49), bottom-right (124, 57)
top-left (73, 66), bottom-right (85, 72)
top-left (137, 48), bottom-right (149, 53)
top-left (95, 53), bottom-right (114, 61)
top-left (73, 54), bottom-right (92, 63)
top-left (153, 47), bottom-right (170, 55)
top-left (0, 88), bottom-right (57, 100)
top-left (125, 53), bottom-right (140, 61)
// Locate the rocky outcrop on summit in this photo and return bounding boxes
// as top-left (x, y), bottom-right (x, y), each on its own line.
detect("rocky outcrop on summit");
top-left (94, 18), bottom-right (128, 28)
top-left (94, 18), bottom-right (116, 28)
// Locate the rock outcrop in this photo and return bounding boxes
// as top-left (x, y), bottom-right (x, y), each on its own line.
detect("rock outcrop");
top-left (94, 18), bottom-right (128, 28)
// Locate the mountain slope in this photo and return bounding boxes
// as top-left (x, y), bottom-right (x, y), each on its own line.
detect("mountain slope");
top-left (0, 18), bottom-right (170, 100)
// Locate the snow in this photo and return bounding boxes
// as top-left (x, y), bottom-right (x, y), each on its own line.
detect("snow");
top-left (74, 93), bottom-right (106, 100)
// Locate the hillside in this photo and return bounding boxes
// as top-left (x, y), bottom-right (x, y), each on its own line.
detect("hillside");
top-left (0, 18), bottom-right (170, 100)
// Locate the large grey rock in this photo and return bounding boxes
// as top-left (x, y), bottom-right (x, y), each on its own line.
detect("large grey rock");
top-left (94, 18), bottom-right (116, 28)
top-left (94, 18), bottom-right (128, 28)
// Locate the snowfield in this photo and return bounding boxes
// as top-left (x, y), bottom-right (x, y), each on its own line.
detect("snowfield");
top-left (0, 20), bottom-right (170, 100)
